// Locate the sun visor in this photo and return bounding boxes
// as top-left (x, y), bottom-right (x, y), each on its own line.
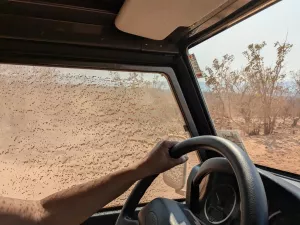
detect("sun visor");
top-left (115, 0), bottom-right (234, 40)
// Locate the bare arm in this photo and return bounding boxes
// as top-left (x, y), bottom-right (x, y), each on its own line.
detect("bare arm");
top-left (0, 141), bottom-right (187, 225)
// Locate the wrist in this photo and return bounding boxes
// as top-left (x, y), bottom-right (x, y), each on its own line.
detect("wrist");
top-left (130, 159), bottom-right (152, 180)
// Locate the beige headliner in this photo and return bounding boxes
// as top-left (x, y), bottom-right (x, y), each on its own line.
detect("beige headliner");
top-left (115, 0), bottom-right (236, 40)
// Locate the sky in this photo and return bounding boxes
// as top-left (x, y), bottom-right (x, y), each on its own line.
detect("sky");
top-left (189, 0), bottom-right (300, 79)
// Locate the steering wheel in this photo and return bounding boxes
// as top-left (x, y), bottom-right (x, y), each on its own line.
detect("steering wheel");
top-left (116, 136), bottom-right (268, 225)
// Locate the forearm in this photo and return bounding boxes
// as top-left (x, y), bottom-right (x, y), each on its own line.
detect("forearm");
top-left (0, 197), bottom-right (41, 225)
top-left (39, 163), bottom-right (148, 225)
top-left (0, 140), bottom-right (184, 225)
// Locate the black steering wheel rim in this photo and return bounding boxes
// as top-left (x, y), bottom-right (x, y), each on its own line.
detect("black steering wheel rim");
top-left (116, 136), bottom-right (268, 225)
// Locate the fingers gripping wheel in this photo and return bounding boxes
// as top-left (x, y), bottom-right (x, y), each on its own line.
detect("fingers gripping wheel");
top-left (115, 136), bottom-right (268, 225)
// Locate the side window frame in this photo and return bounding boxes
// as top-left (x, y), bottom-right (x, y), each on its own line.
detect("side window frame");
top-left (183, 1), bottom-right (300, 178)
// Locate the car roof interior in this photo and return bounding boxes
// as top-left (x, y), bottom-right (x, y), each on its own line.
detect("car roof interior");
top-left (0, 0), bottom-right (278, 53)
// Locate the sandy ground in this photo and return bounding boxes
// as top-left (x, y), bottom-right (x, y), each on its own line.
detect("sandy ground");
top-left (0, 67), bottom-right (299, 209)
top-left (243, 124), bottom-right (300, 174)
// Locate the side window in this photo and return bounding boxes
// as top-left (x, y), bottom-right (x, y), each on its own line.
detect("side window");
top-left (189, 0), bottom-right (300, 175)
top-left (0, 64), bottom-right (198, 207)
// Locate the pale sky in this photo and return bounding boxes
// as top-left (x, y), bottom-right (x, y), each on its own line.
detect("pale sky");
top-left (189, 0), bottom-right (300, 78)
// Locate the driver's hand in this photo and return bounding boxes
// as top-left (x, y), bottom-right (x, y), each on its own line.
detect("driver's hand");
top-left (137, 140), bottom-right (188, 177)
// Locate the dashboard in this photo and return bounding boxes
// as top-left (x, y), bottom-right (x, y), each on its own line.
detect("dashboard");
top-left (194, 170), bottom-right (300, 225)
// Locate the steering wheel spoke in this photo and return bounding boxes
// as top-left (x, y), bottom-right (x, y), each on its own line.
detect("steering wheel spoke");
top-left (116, 175), bottom-right (157, 225)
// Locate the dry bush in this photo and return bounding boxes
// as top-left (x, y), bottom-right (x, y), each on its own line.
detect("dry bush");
top-left (203, 41), bottom-right (295, 136)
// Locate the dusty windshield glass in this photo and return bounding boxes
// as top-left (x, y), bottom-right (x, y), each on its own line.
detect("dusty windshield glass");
top-left (189, 0), bottom-right (300, 175)
top-left (0, 64), bottom-right (199, 206)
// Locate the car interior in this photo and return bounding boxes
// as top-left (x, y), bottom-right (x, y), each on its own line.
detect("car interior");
top-left (0, 0), bottom-right (299, 225)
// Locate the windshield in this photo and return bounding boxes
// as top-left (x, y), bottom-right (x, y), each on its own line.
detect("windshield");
top-left (0, 64), bottom-right (199, 206)
top-left (189, 0), bottom-right (300, 175)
